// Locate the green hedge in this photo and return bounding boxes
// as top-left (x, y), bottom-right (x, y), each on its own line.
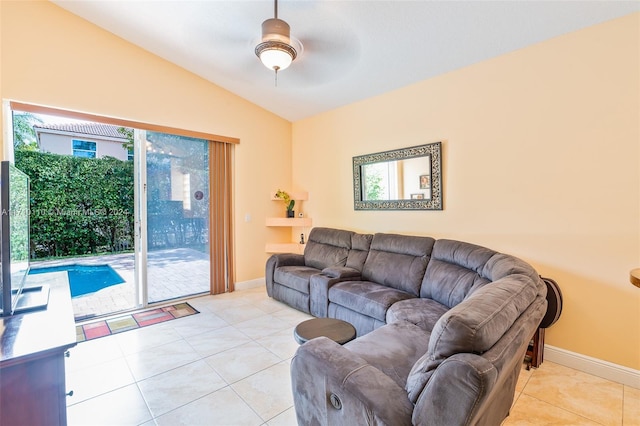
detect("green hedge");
top-left (15, 150), bottom-right (134, 258)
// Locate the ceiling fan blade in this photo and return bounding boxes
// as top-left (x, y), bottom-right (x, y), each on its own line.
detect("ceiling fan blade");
top-left (281, 35), bottom-right (361, 87)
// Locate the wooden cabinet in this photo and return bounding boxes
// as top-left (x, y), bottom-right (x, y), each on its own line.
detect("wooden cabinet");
top-left (266, 191), bottom-right (311, 254)
top-left (0, 273), bottom-right (77, 426)
top-left (525, 328), bottom-right (545, 370)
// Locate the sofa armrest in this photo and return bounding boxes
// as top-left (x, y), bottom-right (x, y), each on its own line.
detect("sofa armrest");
top-left (309, 267), bottom-right (361, 317)
top-left (412, 353), bottom-right (498, 426)
top-left (265, 253), bottom-right (305, 296)
top-left (321, 266), bottom-right (362, 279)
top-left (291, 337), bottom-right (413, 426)
top-left (271, 252), bottom-right (306, 267)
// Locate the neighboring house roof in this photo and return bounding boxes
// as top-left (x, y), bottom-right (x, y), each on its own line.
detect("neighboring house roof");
top-left (33, 123), bottom-right (132, 140)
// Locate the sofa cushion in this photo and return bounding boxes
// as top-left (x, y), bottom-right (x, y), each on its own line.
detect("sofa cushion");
top-left (482, 252), bottom-right (540, 283)
top-left (304, 227), bottom-right (353, 270)
top-left (405, 274), bottom-right (539, 403)
top-left (362, 233), bottom-right (435, 296)
top-left (345, 232), bottom-right (373, 271)
top-left (420, 239), bottom-right (496, 308)
top-left (344, 321), bottom-right (431, 389)
top-left (328, 304), bottom-right (386, 337)
top-left (329, 281), bottom-right (415, 322)
top-left (386, 298), bottom-right (449, 332)
top-left (274, 266), bottom-right (320, 294)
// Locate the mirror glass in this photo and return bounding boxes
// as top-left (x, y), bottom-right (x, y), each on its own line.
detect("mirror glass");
top-left (353, 142), bottom-right (442, 210)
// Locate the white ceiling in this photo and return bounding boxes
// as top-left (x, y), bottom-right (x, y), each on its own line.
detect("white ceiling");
top-left (52, 1), bottom-right (639, 122)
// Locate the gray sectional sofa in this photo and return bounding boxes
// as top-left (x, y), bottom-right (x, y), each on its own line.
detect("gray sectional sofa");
top-left (265, 227), bottom-right (547, 425)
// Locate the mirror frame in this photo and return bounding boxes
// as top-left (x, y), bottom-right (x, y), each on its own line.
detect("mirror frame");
top-left (353, 141), bottom-right (442, 210)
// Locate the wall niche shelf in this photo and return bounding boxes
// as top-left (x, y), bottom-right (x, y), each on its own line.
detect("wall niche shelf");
top-left (265, 217), bottom-right (312, 227)
top-left (266, 190), bottom-right (311, 254)
top-left (270, 191), bottom-right (309, 202)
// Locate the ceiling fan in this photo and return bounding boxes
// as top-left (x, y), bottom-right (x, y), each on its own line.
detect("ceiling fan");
top-left (255, 0), bottom-right (300, 84)
top-left (183, 0), bottom-right (359, 89)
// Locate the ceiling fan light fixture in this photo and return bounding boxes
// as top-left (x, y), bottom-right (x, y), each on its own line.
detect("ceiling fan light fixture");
top-left (256, 42), bottom-right (296, 71)
top-left (255, 18), bottom-right (297, 71)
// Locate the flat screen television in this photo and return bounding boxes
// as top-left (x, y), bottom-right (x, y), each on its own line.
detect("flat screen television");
top-left (0, 161), bottom-right (49, 316)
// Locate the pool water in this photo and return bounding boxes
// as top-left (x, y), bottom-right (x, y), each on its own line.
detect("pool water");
top-left (29, 264), bottom-right (125, 297)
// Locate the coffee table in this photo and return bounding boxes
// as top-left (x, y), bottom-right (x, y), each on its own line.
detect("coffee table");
top-left (294, 318), bottom-right (356, 345)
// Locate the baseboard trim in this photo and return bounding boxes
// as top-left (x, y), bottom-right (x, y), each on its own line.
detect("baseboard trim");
top-left (235, 278), bottom-right (264, 291)
top-left (544, 344), bottom-right (640, 389)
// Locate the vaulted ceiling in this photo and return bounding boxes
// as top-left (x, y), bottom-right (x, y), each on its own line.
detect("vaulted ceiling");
top-left (52, 1), bottom-right (640, 122)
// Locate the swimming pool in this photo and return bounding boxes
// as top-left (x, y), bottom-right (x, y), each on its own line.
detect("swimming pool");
top-left (29, 264), bottom-right (125, 297)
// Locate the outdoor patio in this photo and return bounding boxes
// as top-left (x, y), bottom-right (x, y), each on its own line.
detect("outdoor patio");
top-left (30, 248), bottom-right (210, 320)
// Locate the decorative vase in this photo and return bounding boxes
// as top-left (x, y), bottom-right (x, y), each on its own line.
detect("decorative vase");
top-left (287, 210), bottom-right (295, 218)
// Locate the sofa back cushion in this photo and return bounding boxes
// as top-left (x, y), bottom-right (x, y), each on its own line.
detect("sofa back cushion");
top-left (420, 239), bottom-right (497, 308)
top-left (405, 274), bottom-right (540, 403)
top-left (304, 227), bottom-right (353, 270)
top-left (362, 233), bottom-right (435, 296)
top-left (481, 252), bottom-right (541, 283)
top-left (345, 232), bottom-right (373, 271)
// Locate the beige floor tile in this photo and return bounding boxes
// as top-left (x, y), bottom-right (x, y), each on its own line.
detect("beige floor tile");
top-left (515, 362), bottom-right (534, 393)
top-left (137, 360), bottom-right (227, 417)
top-left (255, 327), bottom-right (301, 360)
top-left (504, 393), bottom-right (602, 425)
top-left (251, 297), bottom-right (291, 314)
top-left (216, 305), bottom-right (272, 324)
top-left (115, 322), bottom-right (183, 355)
top-left (66, 334), bottom-right (123, 372)
top-left (125, 339), bottom-right (201, 381)
top-left (163, 311), bottom-right (229, 338)
top-left (154, 386), bottom-right (263, 426)
top-left (232, 361), bottom-right (294, 422)
top-left (624, 386), bottom-right (640, 426)
top-left (193, 295), bottom-right (253, 314)
top-left (66, 357), bottom-right (135, 405)
top-left (185, 325), bottom-right (252, 357)
top-left (234, 287), bottom-right (270, 302)
top-left (267, 407), bottom-right (298, 426)
top-left (270, 308), bottom-right (314, 326)
top-left (67, 384), bottom-right (152, 426)
top-left (523, 361), bottom-right (623, 425)
top-left (205, 341), bottom-right (283, 384)
top-left (234, 314), bottom-right (292, 340)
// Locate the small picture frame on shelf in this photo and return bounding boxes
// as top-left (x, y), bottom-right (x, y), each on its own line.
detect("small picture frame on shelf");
top-left (419, 175), bottom-right (430, 189)
top-left (411, 193), bottom-right (425, 200)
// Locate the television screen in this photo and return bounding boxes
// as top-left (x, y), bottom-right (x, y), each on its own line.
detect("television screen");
top-left (0, 161), bottom-right (31, 316)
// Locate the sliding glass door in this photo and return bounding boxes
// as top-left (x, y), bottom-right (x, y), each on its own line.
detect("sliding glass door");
top-left (8, 104), bottom-right (223, 319)
top-left (136, 131), bottom-right (210, 305)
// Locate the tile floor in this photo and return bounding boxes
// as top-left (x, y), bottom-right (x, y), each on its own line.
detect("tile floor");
top-left (66, 286), bottom-right (640, 426)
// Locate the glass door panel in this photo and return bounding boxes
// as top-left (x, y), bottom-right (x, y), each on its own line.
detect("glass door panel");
top-left (143, 132), bottom-right (210, 303)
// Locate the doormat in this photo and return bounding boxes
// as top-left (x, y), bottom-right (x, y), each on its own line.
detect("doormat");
top-left (76, 302), bottom-right (199, 343)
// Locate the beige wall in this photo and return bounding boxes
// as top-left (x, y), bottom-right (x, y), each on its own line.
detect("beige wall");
top-left (293, 14), bottom-right (640, 370)
top-left (0, 0), bottom-right (291, 282)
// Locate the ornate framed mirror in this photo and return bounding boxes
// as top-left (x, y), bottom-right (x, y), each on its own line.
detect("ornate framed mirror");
top-left (353, 142), bottom-right (442, 210)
